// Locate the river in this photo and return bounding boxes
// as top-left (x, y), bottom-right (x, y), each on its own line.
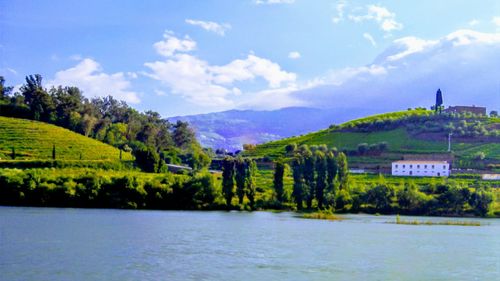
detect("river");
top-left (0, 207), bottom-right (499, 280)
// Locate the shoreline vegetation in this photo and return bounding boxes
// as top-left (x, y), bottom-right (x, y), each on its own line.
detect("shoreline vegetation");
top-left (391, 214), bottom-right (482, 226)
top-left (300, 210), bottom-right (342, 221)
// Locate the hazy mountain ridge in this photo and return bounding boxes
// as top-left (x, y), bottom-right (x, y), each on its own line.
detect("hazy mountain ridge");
top-left (170, 107), bottom-right (378, 150)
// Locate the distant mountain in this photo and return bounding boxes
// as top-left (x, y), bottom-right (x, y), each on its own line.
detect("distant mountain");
top-left (169, 107), bottom-right (378, 151)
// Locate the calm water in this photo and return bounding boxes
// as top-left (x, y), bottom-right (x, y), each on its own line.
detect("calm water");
top-left (0, 207), bottom-right (499, 281)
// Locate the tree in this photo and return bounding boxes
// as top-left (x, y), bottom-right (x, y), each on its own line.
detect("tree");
top-left (303, 150), bottom-right (315, 209)
top-left (366, 184), bottom-right (394, 212)
top-left (490, 110), bottom-right (498, 117)
top-left (245, 159), bottom-right (257, 210)
top-left (52, 144), bottom-right (56, 160)
top-left (325, 151), bottom-right (338, 208)
top-left (326, 151), bottom-right (338, 187)
top-left (133, 146), bottom-right (160, 173)
top-left (337, 152), bottom-right (349, 190)
top-left (104, 123), bottom-right (128, 147)
top-left (235, 157), bottom-right (247, 205)
top-left (10, 147), bottom-right (16, 160)
top-left (20, 75), bottom-right (54, 121)
top-left (469, 188), bottom-right (493, 216)
top-left (51, 86), bottom-right (83, 126)
top-left (173, 120), bottom-right (195, 149)
top-left (397, 183), bottom-right (428, 214)
top-left (435, 88), bottom-right (443, 113)
top-left (285, 143), bottom-right (297, 155)
top-left (292, 155), bottom-right (304, 210)
top-left (221, 157), bottom-right (235, 208)
top-left (185, 144), bottom-right (211, 171)
top-left (0, 76), bottom-right (13, 100)
top-left (315, 151), bottom-right (327, 209)
top-left (273, 160), bottom-right (285, 204)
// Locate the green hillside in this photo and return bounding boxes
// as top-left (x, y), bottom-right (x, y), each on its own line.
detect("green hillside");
top-left (244, 109), bottom-right (500, 170)
top-left (0, 116), bottom-right (133, 161)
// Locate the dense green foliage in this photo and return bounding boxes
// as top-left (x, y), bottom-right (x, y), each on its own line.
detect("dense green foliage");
top-left (221, 157), bottom-right (259, 209)
top-left (255, 144), bottom-right (498, 217)
top-left (0, 168), bottom-right (220, 210)
top-left (273, 160), bottom-right (285, 204)
top-left (0, 75), bottom-right (209, 171)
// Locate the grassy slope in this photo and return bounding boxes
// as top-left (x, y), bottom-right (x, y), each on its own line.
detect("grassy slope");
top-left (0, 116), bottom-right (133, 161)
top-left (244, 110), bottom-right (500, 163)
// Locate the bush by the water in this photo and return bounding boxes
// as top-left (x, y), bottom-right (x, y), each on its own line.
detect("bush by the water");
top-left (0, 168), bottom-right (220, 210)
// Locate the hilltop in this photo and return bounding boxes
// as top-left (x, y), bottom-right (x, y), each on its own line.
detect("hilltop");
top-left (244, 109), bottom-right (500, 171)
top-left (0, 116), bottom-right (133, 162)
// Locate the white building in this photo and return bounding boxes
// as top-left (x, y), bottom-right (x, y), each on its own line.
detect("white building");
top-left (391, 160), bottom-right (450, 177)
top-left (482, 174), bottom-right (500, 181)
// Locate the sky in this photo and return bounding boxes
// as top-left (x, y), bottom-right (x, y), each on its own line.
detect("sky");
top-left (1, 0), bottom-right (500, 117)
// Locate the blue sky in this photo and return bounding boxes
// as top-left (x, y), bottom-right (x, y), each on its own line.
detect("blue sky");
top-left (1, 0), bottom-right (500, 116)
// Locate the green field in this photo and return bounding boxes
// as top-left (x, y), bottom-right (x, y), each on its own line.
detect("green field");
top-left (0, 116), bottom-right (133, 161)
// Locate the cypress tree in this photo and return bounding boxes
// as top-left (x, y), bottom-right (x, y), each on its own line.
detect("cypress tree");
top-left (52, 144), bottom-right (56, 160)
top-left (303, 151), bottom-right (315, 209)
top-left (235, 157), bottom-right (247, 206)
top-left (325, 151), bottom-right (338, 208)
top-left (11, 147), bottom-right (16, 160)
top-left (273, 160), bottom-right (285, 204)
top-left (337, 152), bottom-right (349, 190)
top-left (315, 151), bottom-right (327, 209)
top-left (435, 88), bottom-right (443, 113)
top-left (245, 159), bottom-right (257, 210)
top-left (221, 157), bottom-right (235, 208)
top-left (292, 156), bottom-right (304, 210)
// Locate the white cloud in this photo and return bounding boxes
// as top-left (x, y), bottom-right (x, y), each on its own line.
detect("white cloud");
top-left (144, 32), bottom-right (296, 107)
top-left (332, 1), bottom-right (346, 24)
top-left (384, 37), bottom-right (438, 61)
top-left (254, 0), bottom-right (295, 4)
top-left (185, 19), bottom-right (231, 36)
top-left (154, 89), bottom-right (167, 96)
top-left (468, 19), bottom-right (480, 26)
top-left (288, 51), bottom-right (301, 59)
top-left (348, 4), bottom-right (403, 33)
top-left (2, 67), bottom-right (18, 75)
top-left (363, 33), bottom-right (377, 47)
top-left (49, 58), bottom-right (140, 104)
top-left (493, 17), bottom-right (500, 27)
top-left (290, 29), bottom-right (500, 112)
top-left (154, 30), bottom-right (196, 57)
top-left (69, 54), bottom-right (83, 61)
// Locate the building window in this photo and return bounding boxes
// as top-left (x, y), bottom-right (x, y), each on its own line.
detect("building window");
top-left (424, 165), bottom-right (427, 169)
top-left (410, 171), bottom-right (413, 175)
top-left (410, 165), bottom-right (413, 168)
top-left (395, 164), bottom-right (398, 168)
top-left (432, 165), bottom-right (435, 169)
top-left (417, 165), bottom-right (420, 169)
top-left (443, 165), bottom-right (446, 169)
top-left (403, 165), bottom-right (405, 168)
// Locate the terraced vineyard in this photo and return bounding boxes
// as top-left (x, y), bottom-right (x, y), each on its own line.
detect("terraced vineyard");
top-left (0, 116), bottom-right (133, 161)
top-left (244, 110), bottom-right (500, 169)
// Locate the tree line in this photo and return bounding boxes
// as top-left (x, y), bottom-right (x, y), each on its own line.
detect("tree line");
top-left (221, 157), bottom-right (258, 210)
top-left (0, 169), bottom-right (219, 210)
top-left (269, 143), bottom-right (494, 216)
top-left (0, 75), bottom-right (209, 171)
